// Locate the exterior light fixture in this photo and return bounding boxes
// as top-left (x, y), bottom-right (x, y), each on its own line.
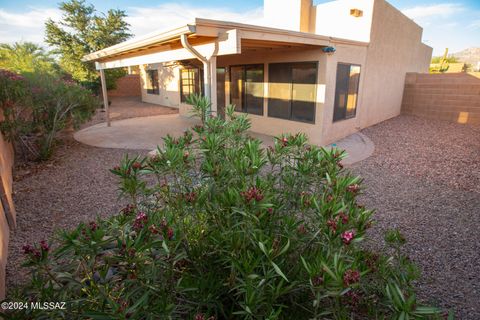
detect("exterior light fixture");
top-left (350, 8), bottom-right (363, 17)
top-left (322, 46), bottom-right (336, 55)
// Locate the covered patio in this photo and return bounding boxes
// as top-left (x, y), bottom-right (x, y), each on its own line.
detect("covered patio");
top-left (74, 109), bottom-right (373, 165)
top-left (82, 18), bottom-right (334, 142)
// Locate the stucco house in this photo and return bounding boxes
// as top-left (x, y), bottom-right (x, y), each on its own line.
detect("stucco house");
top-left (83, 0), bottom-right (432, 145)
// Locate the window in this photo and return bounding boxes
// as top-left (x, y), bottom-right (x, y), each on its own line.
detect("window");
top-left (180, 68), bottom-right (203, 102)
top-left (333, 63), bottom-right (361, 122)
top-left (268, 62), bottom-right (317, 123)
top-left (146, 69), bottom-right (159, 94)
top-left (230, 64), bottom-right (264, 115)
top-left (216, 68), bottom-right (226, 117)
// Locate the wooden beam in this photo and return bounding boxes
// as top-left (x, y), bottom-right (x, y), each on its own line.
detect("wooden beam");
top-left (99, 69), bottom-right (110, 127)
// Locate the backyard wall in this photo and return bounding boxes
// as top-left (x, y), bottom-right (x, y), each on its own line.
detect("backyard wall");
top-left (401, 73), bottom-right (480, 125)
top-left (108, 74), bottom-right (141, 97)
top-left (0, 111), bottom-right (15, 300)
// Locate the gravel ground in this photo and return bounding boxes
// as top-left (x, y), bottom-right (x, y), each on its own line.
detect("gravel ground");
top-left (6, 113), bottom-right (480, 319)
top-left (6, 137), bottom-right (149, 290)
top-left (350, 115), bottom-right (480, 319)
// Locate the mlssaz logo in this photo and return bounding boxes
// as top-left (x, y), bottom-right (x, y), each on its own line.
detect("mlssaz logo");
top-left (30, 302), bottom-right (67, 310)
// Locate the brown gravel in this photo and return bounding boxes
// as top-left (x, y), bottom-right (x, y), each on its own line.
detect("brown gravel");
top-left (6, 113), bottom-right (480, 319)
top-left (6, 136), bottom-right (148, 290)
top-left (351, 115), bottom-right (480, 319)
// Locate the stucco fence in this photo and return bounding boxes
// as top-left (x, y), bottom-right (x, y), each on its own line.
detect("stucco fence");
top-left (0, 111), bottom-right (15, 300)
top-left (401, 73), bottom-right (480, 125)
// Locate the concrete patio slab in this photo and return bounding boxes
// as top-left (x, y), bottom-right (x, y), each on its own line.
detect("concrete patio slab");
top-left (74, 115), bottom-right (374, 164)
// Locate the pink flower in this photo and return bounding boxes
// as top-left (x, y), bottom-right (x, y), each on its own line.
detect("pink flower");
top-left (241, 186), bottom-right (264, 203)
top-left (167, 227), bottom-right (174, 240)
top-left (341, 230), bottom-right (355, 245)
top-left (346, 184), bottom-right (360, 194)
top-left (184, 191), bottom-right (197, 203)
top-left (343, 269), bottom-right (360, 286)
top-left (22, 244), bottom-right (34, 254)
top-left (39, 240), bottom-right (49, 252)
top-left (89, 221), bottom-right (97, 231)
top-left (132, 162), bottom-right (142, 170)
top-left (327, 219), bottom-right (337, 232)
top-left (133, 212), bottom-right (148, 230)
top-left (312, 275), bottom-right (324, 286)
top-left (338, 212), bottom-right (349, 224)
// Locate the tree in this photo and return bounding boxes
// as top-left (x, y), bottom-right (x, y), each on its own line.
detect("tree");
top-left (0, 42), bottom-right (58, 75)
top-left (45, 0), bottom-right (131, 89)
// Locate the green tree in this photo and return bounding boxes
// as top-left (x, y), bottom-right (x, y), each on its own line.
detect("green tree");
top-left (0, 42), bottom-right (58, 75)
top-left (45, 0), bottom-right (131, 89)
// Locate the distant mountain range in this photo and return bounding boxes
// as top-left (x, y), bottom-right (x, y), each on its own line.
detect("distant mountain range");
top-left (451, 47), bottom-right (480, 65)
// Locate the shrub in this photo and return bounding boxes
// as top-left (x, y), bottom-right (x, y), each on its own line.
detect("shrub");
top-left (0, 69), bottom-right (98, 160)
top-left (3, 106), bottom-right (442, 319)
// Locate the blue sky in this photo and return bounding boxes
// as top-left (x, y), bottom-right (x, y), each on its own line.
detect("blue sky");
top-left (0, 0), bottom-right (479, 56)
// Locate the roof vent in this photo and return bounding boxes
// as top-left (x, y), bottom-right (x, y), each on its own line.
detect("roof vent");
top-left (350, 8), bottom-right (363, 17)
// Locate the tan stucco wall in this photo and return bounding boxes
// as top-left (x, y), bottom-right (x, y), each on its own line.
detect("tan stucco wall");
top-left (140, 63), bottom-right (182, 108)
top-left (358, 0), bottom-right (433, 129)
top-left (313, 0), bottom-right (375, 43)
top-left (0, 111), bottom-right (15, 300)
top-left (321, 43), bottom-right (368, 144)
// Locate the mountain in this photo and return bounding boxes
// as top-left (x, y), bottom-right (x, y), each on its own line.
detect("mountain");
top-left (451, 47), bottom-right (480, 65)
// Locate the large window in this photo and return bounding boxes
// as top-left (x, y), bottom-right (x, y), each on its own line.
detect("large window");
top-left (333, 63), bottom-right (361, 122)
top-left (268, 62), bottom-right (317, 123)
top-left (230, 64), bottom-right (264, 115)
top-left (146, 69), bottom-right (159, 95)
top-left (180, 68), bottom-right (203, 102)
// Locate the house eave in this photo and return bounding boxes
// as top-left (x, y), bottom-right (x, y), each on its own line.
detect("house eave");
top-left (82, 24), bottom-right (196, 62)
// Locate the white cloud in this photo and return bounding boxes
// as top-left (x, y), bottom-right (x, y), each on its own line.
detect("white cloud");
top-left (0, 7), bottom-right (61, 45)
top-left (0, 3), bottom-right (265, 46)
top-left (126, 3), bottom-right (264, 38)
top-left (469, 20), bottom-right (480, 29)
top-left (401, 3), bottom-right (464, 20)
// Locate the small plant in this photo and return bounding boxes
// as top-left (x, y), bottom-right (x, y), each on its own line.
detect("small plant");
top-left (185, 93), bottom-right (211, 124)
top-left (3, 102), bottom-right (444, 319)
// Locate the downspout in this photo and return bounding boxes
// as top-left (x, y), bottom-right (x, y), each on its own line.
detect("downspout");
top-left (180, 34), bottom-right (211, 104)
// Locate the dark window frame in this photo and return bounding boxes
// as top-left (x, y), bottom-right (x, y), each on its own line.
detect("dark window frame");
top-left (146, 69), bottom-right (159, 95)
top-left (229, 64), bottom-right (265, 116)
top-left (267, 61), bottom-right (318, 124)
top-left (332, 63), bottom-right (361, 122)
top-left (180, 67), bottom-right (204, 103)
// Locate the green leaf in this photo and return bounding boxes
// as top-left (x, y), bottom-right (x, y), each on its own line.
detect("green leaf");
top-left (271, 261), bottom-right (289, 282)
top-left (278, 239), bottom-right (290, 256)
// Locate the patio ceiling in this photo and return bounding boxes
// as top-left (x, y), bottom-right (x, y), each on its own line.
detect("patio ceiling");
top-left (82, 18), bottom-right (343, 70)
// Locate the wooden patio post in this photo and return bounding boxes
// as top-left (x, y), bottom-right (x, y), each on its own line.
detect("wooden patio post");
top-left (99, 69), bottom-right (111, 127)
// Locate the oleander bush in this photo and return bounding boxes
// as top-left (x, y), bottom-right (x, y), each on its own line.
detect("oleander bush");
top-left (3, 105), bottom-right (443, 319)
top-left (0, 69), bottom-right (98, 160)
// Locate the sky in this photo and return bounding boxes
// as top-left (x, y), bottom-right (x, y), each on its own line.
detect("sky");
top-left (0, 0), bottom-right (479, 56)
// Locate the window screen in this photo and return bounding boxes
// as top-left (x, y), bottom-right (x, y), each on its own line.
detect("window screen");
top-left (268, 62), bottom-right (317, 123)
top-left (146, 69), bottom-right (159, 95)
top-left (333, 64), bottom-right (361, 122)
top-left (229, 64), bottom-right (264, 115)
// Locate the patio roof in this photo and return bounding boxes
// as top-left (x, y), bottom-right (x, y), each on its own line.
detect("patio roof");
top-left (82, 18), bottom-right (367, 69)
